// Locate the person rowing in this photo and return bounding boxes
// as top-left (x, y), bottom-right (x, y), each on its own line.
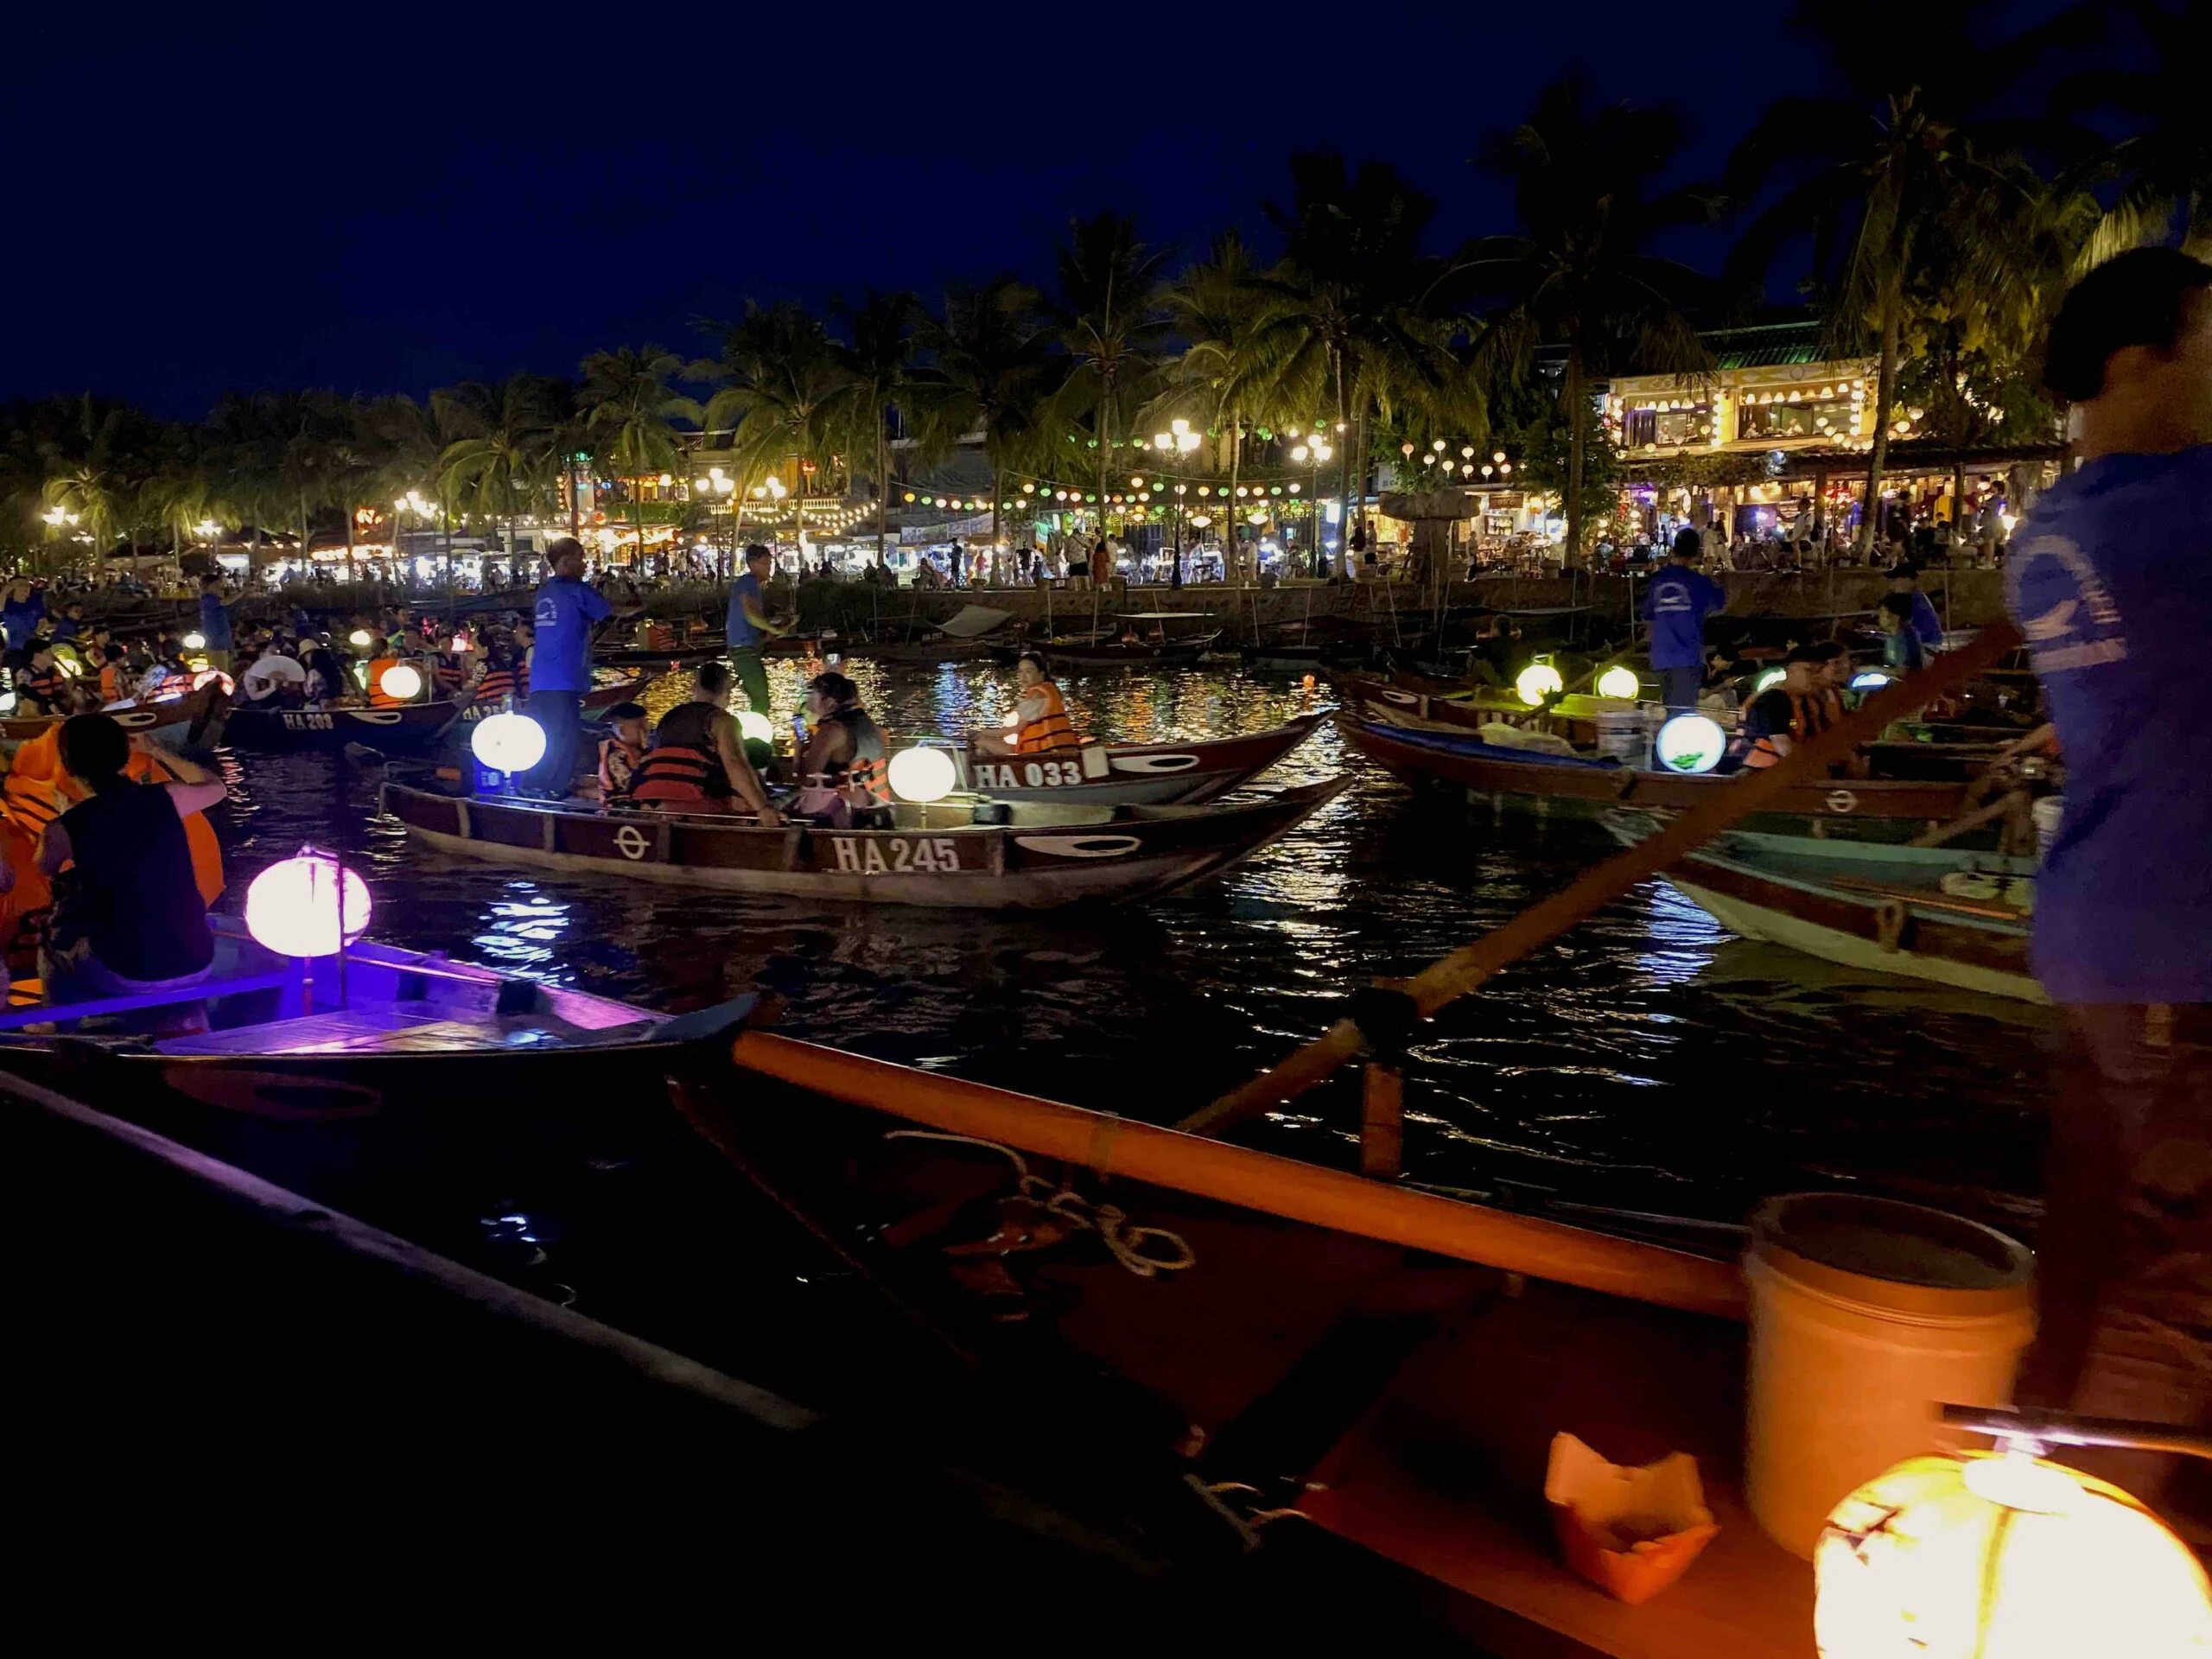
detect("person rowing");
top-left (793, 671), bottom-right (892, 829)
top-left (629, 661), bottom-right (783, 823)
top-left (979, 651), bottom-right (1083, 757)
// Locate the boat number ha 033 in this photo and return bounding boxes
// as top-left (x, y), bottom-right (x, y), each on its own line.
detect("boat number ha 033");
top-left (973, 760), bottom-right (1085, 790)
top-left (828, 836), bottom-right (963, 874)
top-left (281, 712), bottom-right (335, 730)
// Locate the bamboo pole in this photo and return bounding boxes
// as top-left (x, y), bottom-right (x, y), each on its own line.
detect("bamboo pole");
top-left (1175, 620), bottom-right (2026, 1139)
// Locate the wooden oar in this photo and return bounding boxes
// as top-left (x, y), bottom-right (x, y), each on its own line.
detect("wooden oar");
top-left (1176, 620), bottom-right (2027, 1139)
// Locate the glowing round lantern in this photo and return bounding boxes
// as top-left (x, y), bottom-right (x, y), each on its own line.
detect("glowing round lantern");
top-left (245, 849), bottom-right (372, 958)
top-left (1814, 1452), bottom-right (2212, 1657)
top-left (56, 654), bottom-right (85, 680)
top-left (1596, 664), bottom-right (1643, 701)
top-left (887, 746), bottom-right (955, 804)
top-left (1655, 714), bottom-right (1727, 774)
top-left (1752, 665), bottom-right (1788, 697)
top-left (378, 664), bottom-right (423, 701)
top-left (1516, 662), bottom-right (1566, 707)
top-left (0, 690), bottom-right (18, 715)
top-left (735, 709), bottom-right (775, 747)
top-left (348, 627), bottom-right (375, 648)
top-left (471, 711), bottom-right (547, 775)
top-left (182, 631), bottom-right (207, 652)
top-left (1851, 668), bottom-right (1897, 692)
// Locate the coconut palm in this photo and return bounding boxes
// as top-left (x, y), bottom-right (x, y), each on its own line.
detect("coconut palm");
top-left (696, 306), bottom-right (848, 563)
top-left (39, 394), bottom-right (154, 564)
top-left (578, 347), bottom-right (701, 573)
top-left (1727, 0), bottom-right (2096, 548)
top-left (1459, 77), bottom-right (1719, 563)
top-left (435, 376), bottom-right (561, 560)
top-left (1049, 214), bottom-right (1173, 517)
top-left (915, 279), bottom-right (1060, 549)
top-left (830, 291), bottom-right (923, 567)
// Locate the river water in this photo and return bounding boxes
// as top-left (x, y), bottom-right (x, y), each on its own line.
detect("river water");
top-left (201, 659), bottom-right (2055, 1356)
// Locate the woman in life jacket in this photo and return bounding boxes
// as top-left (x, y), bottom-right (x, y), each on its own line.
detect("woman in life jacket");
top-left (467, 643), bottom-right (525, 708)
top-left (629, 661), bottom-right (783, 823)
top-left (1738, 645), bottom-right (1842, 770)
top-left (793, 671), bottom-right (893, 828)
top-left (36, 714), bottom-right (227, 1025)
top-left (594, 702), bottom-right (650, 803)
top-left (980, 651), bottom-right (1084, 757)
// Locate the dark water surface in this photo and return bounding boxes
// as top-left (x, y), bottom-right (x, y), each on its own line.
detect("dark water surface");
top-left (203, 659), bottom-right (2055, 1360)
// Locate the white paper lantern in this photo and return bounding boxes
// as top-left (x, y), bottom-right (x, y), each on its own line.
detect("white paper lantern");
top-left (887, 746), bottom-right (955, 804)
top-left (1516, 662), bottom-right (1566, 707)
top-left (378, 664), bottom-right (423, 701)
top-left (182, 631), bottom-right (207, 651)
top-left (348, 628), bottom-right (375, 648)
top-left (1656, 714), bottom-right (1727, 773)
top-left (245, 849), bottom-right (372, 958)
top-left (736, 709), bottom-right (775, 746)
top-left (472, 711), bottom-right (547, 774)
top-left (1596, 665), bottom-right (1643, 701)
top-left (1851, 668), bottom-right (1897, 691)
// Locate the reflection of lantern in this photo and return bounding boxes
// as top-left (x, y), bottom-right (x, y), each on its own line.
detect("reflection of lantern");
top-left (1596, 665), bottom-right (1643, 701)
top-left (1515, 662), bottom-right (1565, 707)
top-left (735, 709), bottom-right (774, 746)
top-left (1655, 714), bottom-right (1726, 773)
top-left (887, 747), bottom-right (955, 804)
top-left (471, 711), bottom-right (547, 774)
top-left (1815, 1452), bottom-right (2212, 1657)
top-left (378, 664), bottom-right (423, 701)
top-left (245, 849), bottom-right (372, 958)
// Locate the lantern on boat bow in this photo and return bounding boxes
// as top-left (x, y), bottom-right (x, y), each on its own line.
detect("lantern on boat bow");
top-left (471, 711), bottom-right (547, 777)
top-left (1516, 660), bottom-right (1566, 707)
top-left (887, 746), bottom-right (956, 804)
top-left (1655, 714), bottom-right (1726, 774)
top-left (1596, 664), bottom-right (1643, 701)
top-left (378, 664), bottom-right (423, 702)
top-left (245, 847), bottom-right (372, 959)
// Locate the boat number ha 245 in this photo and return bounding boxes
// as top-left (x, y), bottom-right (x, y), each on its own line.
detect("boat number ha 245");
top-left (827, 836), bottom-right (964, 874)
top-left (972, 760), bottom-right (1085, 789)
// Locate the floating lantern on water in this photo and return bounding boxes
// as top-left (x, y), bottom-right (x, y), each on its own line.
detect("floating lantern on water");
top-left (1596, 665), bottom-right (1643, 701)
top-left (1814, 1451), bottom-right (2212, 1658)
top-left (471, 710), bottom-right (547, 775)
top-left (378, 664), bottom-right (423, 701)
top-left (887, 747), bottom-right (955, 804)
top-left (245, 848), bottom-right (372, 959)
top-left (1516, 662), bottom-right (1566, 707)
top-left (1655, 714), bottom-right (1727, 773)
top-left (735, 709), bottom-right (775, 747)
top-left (182, 632), bottom-right (207, 652)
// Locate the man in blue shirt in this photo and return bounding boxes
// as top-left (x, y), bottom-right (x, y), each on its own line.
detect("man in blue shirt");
top-left (529, 537), bottom-right (640, 797)
top-left (1885, 563), bottom-right (1945, 655)
top-left (197, 575), bottom-right (235, 672)
top-left (1639, 528), bottom-right (1727, 710)
top-left (2005, 247), bottom-right (2212, 1499)
top-left (3, 577), bottom-right (47, 652)
top-left (724, 543), bottom-right (786, 715)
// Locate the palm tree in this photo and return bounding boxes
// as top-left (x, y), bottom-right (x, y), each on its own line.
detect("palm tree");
top-left (1727, 0), bottom-right (2094, 548)
top-left (2055, 0), bottom-right (2212, 261)
top-left (580, 348), bottom-right (701, 575)
top-left (436, 376), bottom-right (559, 561)
top-left (1260, 154), bottom-right (1459, 558)
top-left (1049, 214), bottom-right (1173, 520)
top-left (39, 394), bottom-right (162, 565)
top-left (1459, 77), bottom-right (1718, 564)
top-left (831, 291), bottom-right (923, 568)
top-left (915, 279), bottom-right (1060, 549)
top-left (696, 306), bottom-right (847, 567)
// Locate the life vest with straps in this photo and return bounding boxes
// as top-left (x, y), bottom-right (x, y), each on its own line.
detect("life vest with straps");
top-left (1744, 687), bottom-right (1844, 768)
top-left (18, 667), bottom-right (67, 713)
top-left (645, 622), bottom-right (681, 652)
top-left (1015, 679), bottom-right (1082, 754)
top-left (473, 668), bottom-right (520, 707)
top-left (99, 663), bottom-right (129, 703)
top-left (631, 702), bottom-right (733, 805)
top-left (810, 705), bottom-right (893, 808)
top-left (598, 735), bottom-right (645, 800)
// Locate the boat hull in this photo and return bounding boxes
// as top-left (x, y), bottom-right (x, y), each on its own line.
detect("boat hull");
top-left (2, 684), bottom-right (221, 753)
top-left (217, 700), bottom-right (465, 754)
top-left (956, 715), bottom-right (1324, 806)
top-left (1045, 634), bottom-right (1221, 671)
top-left (379, 778), bottom-right (1346, 909)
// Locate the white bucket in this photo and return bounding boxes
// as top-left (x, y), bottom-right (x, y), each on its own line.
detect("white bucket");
top-left (1745, 1193), bottom-right (2035, 1559)
top-left (2032, 795), bottom-right (2064, 859)
top-left (1594, 707), bottom-right (1649, 764)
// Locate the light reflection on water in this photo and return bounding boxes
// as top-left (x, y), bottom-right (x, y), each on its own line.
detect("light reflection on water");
top-left (205, 658), bottom-right (2052, 1237)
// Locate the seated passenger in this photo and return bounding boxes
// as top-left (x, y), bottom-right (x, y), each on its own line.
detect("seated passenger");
top-left (241, 641), bottom-right (308, 706)
top-left (595, 702), bottom-right (650, 803)
top-left (36, 715), bottom-right (226, 1023)
top-left (629, 662), bottom-right (782, 823)
top-left (17, 643), bottom-right (68, 715)
top-left (794, 672), bottom-right (892, 829)
top-left (1876, 593), bottom-right (1927, 673)
top-left (1738, 645), bottom-right (1839, 770)
top-left (980, 651), bottom-right (1083, 756)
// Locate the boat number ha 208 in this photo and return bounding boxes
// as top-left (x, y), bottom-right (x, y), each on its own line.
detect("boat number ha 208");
top-left (280, 712), bottom-right (336, 730)
top-left (827, 836), bottom-right (964, 874)
top-left (973, 760), bottom-right (1086, 790)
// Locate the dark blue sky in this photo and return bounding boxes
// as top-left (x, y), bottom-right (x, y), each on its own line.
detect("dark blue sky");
top-left (3, 3), bottom-right (1888, 416)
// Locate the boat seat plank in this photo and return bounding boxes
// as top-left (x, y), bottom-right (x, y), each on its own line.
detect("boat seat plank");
top-left (156, 1004), bottom-right (587, 1057)
top-left (0, 969), bottom-right (291, 1033)
top-left (1300, 1280), bottom-right (1811, 1659)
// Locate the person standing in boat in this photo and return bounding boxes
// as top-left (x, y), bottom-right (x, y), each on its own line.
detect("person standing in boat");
top-left (1641, 529), bottom-right (1728, 713)
top-left (36, 717), bottom-right (226, 1022)
top-left (530, 537), bottom-right (640, 798)
top-left (979, 652), bottom-right (1084, 758)
top-left (1885, 563), bottom-right (1945, 657)
top-left (196, 574), bottom-right (236, 673)
top-left (2005, 248), bottom-right (2212, 1507)
top-left (631, 661), bottom-right (782, 824)
top-left (725, 544), bottom-right (786, 717)
top-left (793, 672), bottom-right (893, 829)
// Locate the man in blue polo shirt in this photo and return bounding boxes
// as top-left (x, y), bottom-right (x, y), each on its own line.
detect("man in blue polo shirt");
top-left (528, 537), bottom-right (640, 797)
top-left (724, 543), bottom-right (786, 715)
top-left (2005, 247), bottom-right (2212, 1504)
top-left (197, 575), bottom-right (236, 672)
top-left (1886, 563), bottom-right (1945, 655)
top-left (1640, 528), bottom-right (1727, 710)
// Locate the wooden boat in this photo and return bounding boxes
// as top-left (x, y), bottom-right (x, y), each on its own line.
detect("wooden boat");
top-left (1604, 814), bottom-right (2044, 1002)
top-left (1045, 632), bottom-right (1223, 671)
top-left (591, 643), bottom-right (724, 671)
top-left (0, 917), bottom-right (759, 1179)
top-left (682, 1032), bottom-right (1814, 1656)
top-left (1342, 712), bottom-right (1974, 841)
top-left (953, 713), bottom-right (1325, 806)
top-left (378, 777), bottom-right (1347, 908)
top-left (1, 683), bottom-right (224, 753)
top-left (1335, 670), bottom-right (1612, 748)
top-left (216, 675), bottom-right (651, 755)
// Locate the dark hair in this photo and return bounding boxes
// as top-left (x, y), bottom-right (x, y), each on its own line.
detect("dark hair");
top-left (1016, 650), bottom-right (1049, 674)
top-left (545, 537), bottom-right (584, 564)
top-left (1876, 593), bottom-right (1915, 624)
top-left (744, 543), bottom-right (772, 565)
top-left (695, 660), bottom-right (733, 697)
top-left (2044, 247), bottom-right (2212, 402)
top-left (1785, 644), bottom-right (1826, 666)
top-left (808, 671), bottom-right (857, 706)
top-left (103, 642), bottom-right (125, 662)
top-left (607, 701), bottom-right (648, 721)
top-left (1807, 640), bottom-right (1847, 663)
top-left (200, 573), bottom-right (221, 588)
top-left (1670, 527), bottom-right (1702, 560)
top-left (57, 712), bottom-right (129, 787)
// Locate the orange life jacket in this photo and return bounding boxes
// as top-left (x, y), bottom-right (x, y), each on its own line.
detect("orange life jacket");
top-left (368, 657), bottom-right (407, 708)
top-left (1744, 688), bottom-right (1841, 769)
top-left (0, 731), bottom-right (223, 910)
top-left (630, 746), bottom-right (727, 805)
top-left (473, 669), bottom-right (520, 707)
top-left (646, 623), bottom-right (680, 652)
top-left (1015, 680), bottom-right (1082, 754)
top-left (598, 735), bottom-right (645, 799)
top-left (99, 664), bottom-right (126, 702)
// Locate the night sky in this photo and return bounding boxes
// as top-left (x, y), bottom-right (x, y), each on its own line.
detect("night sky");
top-left (9, 1), bottom-right (2075, 417)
